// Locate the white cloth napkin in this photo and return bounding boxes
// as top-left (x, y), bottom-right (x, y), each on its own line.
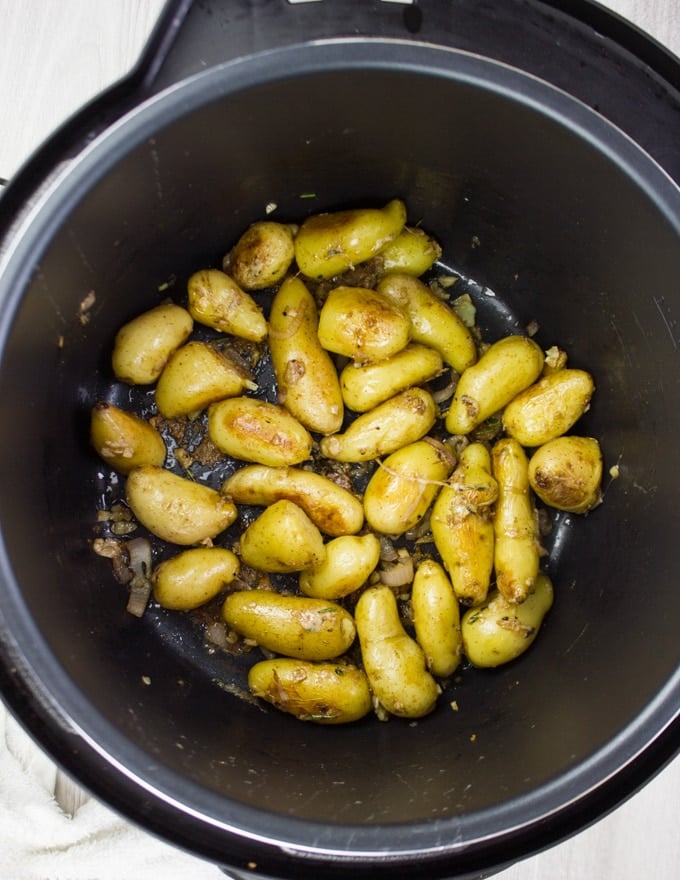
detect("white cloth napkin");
top-left (0, 701), bottom-right (222, 880)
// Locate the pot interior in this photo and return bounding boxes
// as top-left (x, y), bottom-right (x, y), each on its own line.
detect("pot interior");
top-left (1, 42), bottom-right (680, 866)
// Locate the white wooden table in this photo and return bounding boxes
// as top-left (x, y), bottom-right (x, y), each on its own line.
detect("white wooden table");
top-left (0, 2), bottom-right (679, 879)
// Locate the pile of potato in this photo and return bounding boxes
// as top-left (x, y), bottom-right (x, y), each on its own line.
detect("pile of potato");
top-left (91, 200), bottom-right (603, 724)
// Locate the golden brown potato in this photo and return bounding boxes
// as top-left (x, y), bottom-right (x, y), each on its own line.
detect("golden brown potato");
top-left (112, 303), bottom-right (193, 385)
top-left (222, 464), bottom-right (364, 536)
top-left (268, 276), bottom-right (343, 435)
top-left (528, 436), bottom-right (603, 514)
top-left (317, 286), bottom-right (411, 363)
top-left (224, 221), bottom-right (295, 290)
top-left (90, 402), bottom-right (166, 474)
top-left (502, 368), bottom-right (595, 447)
top-left (491, 438), bottom-right (540, 604)
top-left (248, 659), bottom-right (372, 724)
top-left (152, 547), bottom-right (239, 610)
top-left (363, 438), bottom-right (455, 535)
top-left (461, 573), bottom-right (554, 667)
top-left (319, 387), bottom-right (437, 462)
top-left (377, 273), bottom-right (477, 372)
top-left (299, 533), bottom-right (381, 599)
top-left (411, 559), bottom-right (462, 678)
top-left (355, 585), bottom-right (439, 718)
top-left (208, 397), bottom-right (313, 466)
top-left (238, 499), bottom-right (326, 572)
top-left (126, 466), bottom-right (237, 545)
top-left (378, 226), bottom-right (442, 276)
top-left (445, 335), bottom-right (544, 435)
top-left (294, 199), bottom-right (406, 280)
top-left (431, 442), bottom-right (498, 606)
top-left (155, 340), bottom-right (254, 418)
top-left (223, 591), bottom-right (355, 660)
top-left (339, 343), bottom-right (443, 413)
top-left (187, 269), bottom-right (267, 341)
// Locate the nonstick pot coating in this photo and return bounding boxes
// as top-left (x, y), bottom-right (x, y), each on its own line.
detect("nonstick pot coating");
top-left (1, 41), bottom-right (680, 878)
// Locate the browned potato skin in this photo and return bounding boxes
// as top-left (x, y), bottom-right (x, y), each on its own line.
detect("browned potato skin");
top-left (248, 659), bottom-right (372, 724)
top-left (90, 402), bottom-right (166, 474)
top-left (222, 591), bottom-right (356, 661)
top-left (208, 397), bottom-right (313, 466)
top-left (222, 464), bottom-right (364, 536)
top-left (502, 368), bottom-right (595, 447)
top-left (377, 273), bottom-right (477, 372)
top-left (317, 286), bottom-right (411, 363)
top-left (187, 269), bottom-right (267, 341)
top-left (319, 387), bottom-right (437, 462)
top-left (268, 276), bottom-right (344, 435)
top-left (294, 199), bottom-right (407, 280)
top-left (528, 436), bottom-right (603, 513)
top-left (112, 303), bottom-right (193, 385)
top-left (431, 442), bottom-right (498, 607)
top-left (224, 221), bottom-right (295, 290)
top-left (492, 438), bottom-right (540, 604)
top-left (126, 466), bottom-right (237, 545)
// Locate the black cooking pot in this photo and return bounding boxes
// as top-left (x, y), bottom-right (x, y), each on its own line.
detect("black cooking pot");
top-left (1, 2), bottom-right (679, 878)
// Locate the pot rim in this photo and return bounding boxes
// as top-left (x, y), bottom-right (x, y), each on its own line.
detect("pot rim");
top-left (1, 38), bottom-right (680, 877)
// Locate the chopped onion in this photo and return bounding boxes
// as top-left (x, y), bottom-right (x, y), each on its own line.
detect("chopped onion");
top-left (379, 549), bottom-right (414, 588)
top-left (124, 537), bottom-right (153, 618)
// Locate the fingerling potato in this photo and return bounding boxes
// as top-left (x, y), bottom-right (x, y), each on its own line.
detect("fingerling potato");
top-left (223, 591), bottom-right (355, 660)
top-left (299, 533), bottom-right (381, 599)
top-left (224, 221), bottom-right (295, 290)
top-left (412, 559), bottom-right (462, 678)
top-left (90, 402), bottom-right (166, 474)
top-left (238, 499), bottom-right (326, 572)
top-left (295, 199), bottom-right (406, 280)
top-left (248, 659), bottom-right (372, 724)
top-left (340, 344), bottom-right (443, 413)
top-left (445, 335), bottom-right (544, 435)
top-left (528, 436), bottom-right (603, 514)
top-left (208, 397), bottom-right (313, 466)
top-left (152, 547), bottom-right (239, 610)
top-left (355, 585), bottom-right (439, 718)
top-left (269, 276), bottom-right (343, 434)
top-left (112, 303), bottom-right (193, 384)
top-left (462, 573), bottom-right (554, 667)
top-left (187, 269), bottom-right (267, 341)
top-left (126, 466), bottom-right (237, 545)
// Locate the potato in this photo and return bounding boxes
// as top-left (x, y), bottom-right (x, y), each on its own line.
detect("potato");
top-left (411, 559), bottom-right (462, 678)
top-left (187, 269), bottom-right (267, 341)
top-left (224, 221), bottom-right (295, 290)
top-left (126, 466), bottom-right (237, 545)
top-left (445, 335), bottom-right (544, 435)
top-left (431, 442), bottom-right (498, 606)
top-left (378, 226), bottom-right (442, 276)
top-left (363, 439), bottom-right (455, 535)
top-left (502, 368), bottom-right (595, 447)
top-left (238, 499), bottom-right (326, 572)
top-left (152, 547), bottom-right (239, 610)
top-left (461, 573), bottom-right (554, 667)
top-left (90, 402), bottom-right (166, 474)
top-left (155, 341), bottom-right (255, 418)
top-left (319, 388), bottom-right (437, 462)
top-left (299, 533), bottom-right (381, 599)
top-left (491, 438), bottom-right (540, 604)
top-left (355, 585), bottom-right (439, 718)
top-left (222, 465), bottom-right (364, 536)
top-left (223, 591), bottom-right (355, 660)
top-left (208, 397), bottom-right (313, 466)
top-left (340, 343), bottom-right (443, 413)
top-left (317, 286), bottom-right (411, 363)
top-left (112, 303), bottom-right (193, 384)
top-left (248, 659), bottom-right (372, 724)
top-left (268, 276), bottom-right (343, 435)
top-left (377, 274), bottom-right (477, 372)
top-left (528, 436), bottom-right (603, 514)
top-left (295, 199), bottom-right (407, 280)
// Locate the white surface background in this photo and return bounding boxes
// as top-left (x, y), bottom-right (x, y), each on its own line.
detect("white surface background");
top-left (0, 2), bottom-right (679, 879)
